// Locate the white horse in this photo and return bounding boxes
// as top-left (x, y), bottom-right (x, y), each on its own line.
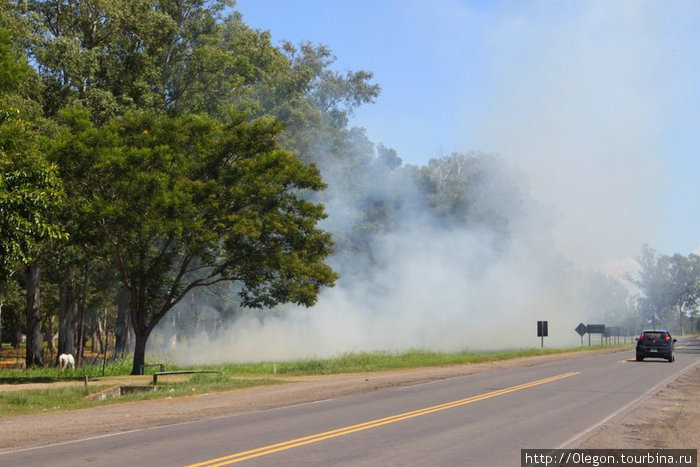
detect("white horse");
top-left (58, 353), bottom-right (75, 370)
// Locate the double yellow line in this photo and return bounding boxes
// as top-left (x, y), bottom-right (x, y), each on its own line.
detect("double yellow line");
top-left (188, 371), bottom-right (580, 466)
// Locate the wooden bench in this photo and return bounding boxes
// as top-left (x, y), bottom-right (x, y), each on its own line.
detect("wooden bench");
top-left (152, 370), bottom-right (223, 385)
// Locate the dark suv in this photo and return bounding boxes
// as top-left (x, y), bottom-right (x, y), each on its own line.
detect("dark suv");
top-left (635, 330), bottom-right (676, 362)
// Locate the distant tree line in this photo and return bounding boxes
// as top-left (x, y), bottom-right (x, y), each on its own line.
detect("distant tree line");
top-left (632, 245), bottom-right (700, 335)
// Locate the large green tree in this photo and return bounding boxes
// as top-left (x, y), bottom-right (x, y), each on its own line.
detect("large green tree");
top-left (59, 109), bottom-right (337, 373)
top-left (0, 30), bottom-right (64, 281)
top-left (0, 28), bottom-right (65, 366)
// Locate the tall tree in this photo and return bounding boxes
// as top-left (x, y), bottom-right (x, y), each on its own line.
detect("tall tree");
top-left (0, 29), bottom-right (65, 281)
top-left (62, 109), bottom-right (337, 373)
top-left (633, 245), bottom-right (674, 330)
top-left (668, 253), bottom-right (700, 335)
top-left (0, 28), bottom-right (65, 367)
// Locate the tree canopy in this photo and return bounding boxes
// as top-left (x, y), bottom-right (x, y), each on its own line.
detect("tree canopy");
top-left (51, 108), bottom-right (336, 372)
top-left (0, 28), bottom-right (65, 281)
top-left (633, 245), bottom-right (700, 333)
top-left (2, 0), bottom-right (356, 371)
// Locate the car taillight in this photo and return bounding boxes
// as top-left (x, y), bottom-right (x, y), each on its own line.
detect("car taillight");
top-left (639, 333), bottom-right (645, 340)
top-left (665, 333), bottom-right (670, 341)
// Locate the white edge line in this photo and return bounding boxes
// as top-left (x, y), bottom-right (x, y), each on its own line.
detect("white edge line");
top-left (0, 369), bottom-right (565, 457)
top-left (0, 395), bottom-right (338, 457)
top-left (2, 350), bottom-right (694, 456)
top-left (558, 356), bottom-right (700, 449)
top-left (0, 370), bottom-right (487, 456)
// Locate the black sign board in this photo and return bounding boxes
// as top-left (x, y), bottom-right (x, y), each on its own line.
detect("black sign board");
top-left (537, 320), bottom-right (548, 348)
top-left (586, 324), bottom-right (605, 334)
top-left (575, 323), bottom-right (587, 336)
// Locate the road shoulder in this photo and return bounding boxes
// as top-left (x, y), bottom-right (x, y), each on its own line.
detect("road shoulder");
top-left (572, 363), bottom-right (700, 450)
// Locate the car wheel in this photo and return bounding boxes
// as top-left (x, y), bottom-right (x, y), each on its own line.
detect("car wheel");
top-left (636, 355), bottom-right (643, 362)
top-left (668, 354), bottom-right (675, 362)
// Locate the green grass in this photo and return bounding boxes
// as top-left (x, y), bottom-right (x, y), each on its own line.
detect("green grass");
top-left (0, 345), bottom-right (629, 416)
top-left (0, 385), bottom-right (110, 415)
top-left (0, 357), bottom-right (137, 385)
top-left (218, 345), bottom-right (628, 376)
top-left (0, 376), bottom-right (283, 416)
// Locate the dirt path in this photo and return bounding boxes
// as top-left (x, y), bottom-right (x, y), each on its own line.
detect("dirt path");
top-left (1, 348), bottom-right (698, 454)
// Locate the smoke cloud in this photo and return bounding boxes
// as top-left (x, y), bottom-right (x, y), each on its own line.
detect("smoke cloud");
top-left (152, 154), bottom-right (624, 364)
top-left (467, 1), bottom-right (678, 267)
top-left (148, 3), bottom-right (680, 364)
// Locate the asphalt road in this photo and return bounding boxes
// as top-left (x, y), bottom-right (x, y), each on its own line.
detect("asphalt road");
top-left (4, 337), bottom-right (700, 467)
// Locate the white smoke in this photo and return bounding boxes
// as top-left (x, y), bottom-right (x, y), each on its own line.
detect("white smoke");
top-left (149, 2), bottom-right (683, 364)
top-left (467, 1), bottom-right (682, 268)
top-left (153, 162), bottom-right (620, 364)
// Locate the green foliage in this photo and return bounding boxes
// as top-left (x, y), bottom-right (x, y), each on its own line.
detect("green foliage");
top-left (416, 152), bottom-right (518, 234)
top-left (0, 29), bottom-right (65, 280)
top-left (633, 245), bottom-right (700, 332)
top-left (6, 0), bottom-right (385, 374)
top-left (77, 109), bottom-right (337, 314)
top-left (46, 107), bottom-right (336, 372)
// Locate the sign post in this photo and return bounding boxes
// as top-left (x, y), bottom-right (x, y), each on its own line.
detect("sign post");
top-left (575, 322), bottom-right (587, 346)
top-left (586, 324), bottom-right (606, 346)
top-left (537, 321), bottom-right (548, 348)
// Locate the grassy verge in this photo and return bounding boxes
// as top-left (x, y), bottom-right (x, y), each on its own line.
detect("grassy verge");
top-left (216, 345), bottom-right (630, 376)
top-left (0, 374), bottom-right (283, 416)
top-left (0, 345), bottom-right (630, 416)
top-left (0, 357), bottom-right (136, 384)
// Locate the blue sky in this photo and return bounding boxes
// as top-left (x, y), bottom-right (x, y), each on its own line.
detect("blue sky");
top-left (234, 0), bottom-right (700, 265)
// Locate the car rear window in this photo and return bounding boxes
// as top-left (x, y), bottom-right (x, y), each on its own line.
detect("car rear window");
top-left (642, 332), bottom-right (665, 340)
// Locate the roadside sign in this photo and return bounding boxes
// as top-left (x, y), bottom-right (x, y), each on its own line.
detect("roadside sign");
top-left (575, 323), bottom-right (587, 336)
top-left (586, 324), bottom-right (605, 346)
top-left (537, 321), bottom-right (548, 348)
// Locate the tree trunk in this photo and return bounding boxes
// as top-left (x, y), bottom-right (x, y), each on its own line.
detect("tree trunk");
top-left (58, 267), bottom-right (78, 360)
top-left (131, 329), bottom-right (149, 375)
top-left (92, 327), bottom-right (99, 353)
top-left (76, 262), bottom-right (89, 367)
top-left (12, 328), bottom-right (21, 349)
top-left (94, 313), bottom-right (105, 354)
top-left (0, 302), bottom-right (3, 351)
top-left (76, 303), bottom-right (86, 367)
top-left (45, 314), bottom-right (56, 364)
top-left (127, 283), bottom-right (175, 374)
top-left (125, 317), bottom-right (133, 357)
top-left (115, 287), bottom-right (130, 356)
top-left (25, 262), bottom-right (43, 368)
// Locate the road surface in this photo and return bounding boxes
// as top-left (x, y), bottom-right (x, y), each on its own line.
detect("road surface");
top-left (3, 338), bottom-right (699, 466)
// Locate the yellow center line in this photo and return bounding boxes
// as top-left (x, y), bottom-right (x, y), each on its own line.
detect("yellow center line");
top-left (187, 371), bottom-right (580, 467)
